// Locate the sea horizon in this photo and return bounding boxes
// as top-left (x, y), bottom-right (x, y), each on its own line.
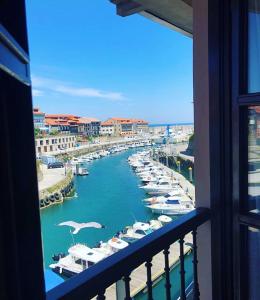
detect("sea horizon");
top-left (149, 122), bottom-right (194, 127)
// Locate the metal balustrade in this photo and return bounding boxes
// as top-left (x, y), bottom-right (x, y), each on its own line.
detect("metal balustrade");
top-left (46, 208), bottom-right (210, 300)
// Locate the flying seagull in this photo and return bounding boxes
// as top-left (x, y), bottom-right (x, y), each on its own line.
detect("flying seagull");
top-left (58, 221), bottom-right (105, 234)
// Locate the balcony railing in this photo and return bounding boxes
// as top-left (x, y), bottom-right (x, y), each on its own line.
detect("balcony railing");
top-left (46, 207), bottom-right (210, 300)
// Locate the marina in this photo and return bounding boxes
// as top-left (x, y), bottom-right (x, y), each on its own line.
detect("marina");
top-left (40, 145), bottom-right (195, 298)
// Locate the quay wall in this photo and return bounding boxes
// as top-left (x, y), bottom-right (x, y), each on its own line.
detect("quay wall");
top-left (54, 138), bottom-right (148, 160)
top-left (39, 170), bottom-right (74, 209)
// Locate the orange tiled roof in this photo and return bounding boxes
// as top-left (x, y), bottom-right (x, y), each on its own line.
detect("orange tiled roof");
top-left (46, 114), bottom-right (79, 119)
top-left (104, 118), bottom-right (148, 125)
top-left (78, 117), bottom-right (100, 124)
top-left (45, 118), bottom-right (70, 126)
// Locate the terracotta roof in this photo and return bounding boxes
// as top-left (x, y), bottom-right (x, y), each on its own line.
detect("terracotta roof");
top-left (45, 118), bottom-right (70, 126)
top-left (101, 120), bottom-right (115, 126)
top-left (105, 117), bottom-right (148, 125)
top-left (78, 117), bottom-right (100, 124)
top-left (46, 114), bottom-right (79, 119)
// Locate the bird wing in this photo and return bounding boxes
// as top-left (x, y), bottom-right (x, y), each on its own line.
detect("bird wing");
top-left (58, 221), bottom-right (103, 234)
top-left (80, 222), bottom-right (103, 229)
top-left (58, 221), bottom-right (79, 228)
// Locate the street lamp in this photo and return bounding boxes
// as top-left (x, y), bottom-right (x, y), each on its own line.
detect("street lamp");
top-left (188, 166), bottom-right (193, 182)
top-left (177, 160), bottom-right (181, 173)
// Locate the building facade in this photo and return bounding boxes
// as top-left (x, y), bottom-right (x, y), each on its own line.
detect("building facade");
top-left (102, 118), bottom-right (149, 136)
top-left (100, 122), bottom-right (115, 136)
top-left (45, 114), bottom-right (80, 134)
top-left (78, 117), bottom-right (101, 136)
top-left (33, 108), bottom-right (45, 129)
top-left (35, 134), bottom-right (76, 155)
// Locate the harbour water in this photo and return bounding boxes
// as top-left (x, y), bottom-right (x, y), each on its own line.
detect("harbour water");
top-left (40, 148), bottom-right (192, 298)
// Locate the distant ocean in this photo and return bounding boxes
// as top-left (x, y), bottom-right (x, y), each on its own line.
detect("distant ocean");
top-left (149, 122), bottom-right (193, 127)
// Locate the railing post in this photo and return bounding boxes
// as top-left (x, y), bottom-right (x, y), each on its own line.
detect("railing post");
top-left (179, 237), bottom-right (186, 300)
top-left (116, 279), bottom-right (126, 300)
top-left (192, 229), bottom-right (200, 300)
top-left (164, 247), bottom-right (171, 300)
top-left (145, 258), bottom-right (153, 300)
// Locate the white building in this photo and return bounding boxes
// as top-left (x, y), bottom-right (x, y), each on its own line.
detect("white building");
top-left (100, 122), bottom-right (115, 136)
top-left (35, 134), bottom-right (76, 155)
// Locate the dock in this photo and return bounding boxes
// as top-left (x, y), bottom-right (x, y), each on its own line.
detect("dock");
top-left (101, 233), bottom-right (192, 299)
top-left (152, 159), bottom-right (195, 204)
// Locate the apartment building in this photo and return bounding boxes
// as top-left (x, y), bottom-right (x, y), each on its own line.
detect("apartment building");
top-left (33, 108), bottom-right (45, 129)
top-left (78, 117), bottom-right (101, 136)
top-left (102, 118), bottom-right (149, 136)
top-left (100, 121), bottom-right (115, 136)
top-left (35, 134), bottom-right (76, 155)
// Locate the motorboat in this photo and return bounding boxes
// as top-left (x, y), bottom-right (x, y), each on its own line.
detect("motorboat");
top-left (119, 222), bottom-right (153, 242)
top-left (140, 179), bottom-right (179, 195)
top-left (149, 219), bottom-right (162, 230)
top-left (158, 215), bottom-right (172, 225)
top-left (70, 157), bottom-right (85, 165)
top-left (147, 200), bottom-right (194, 215)
top-left (49, 244), bottom-right (106, 278)
top-left (94, 237), bottom-right (129, 256)
top-left (76, 167), bottom-right (89, 176)
top-left (144, 189), bottom-right (185, 203)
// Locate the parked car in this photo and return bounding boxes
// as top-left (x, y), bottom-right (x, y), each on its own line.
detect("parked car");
top-left (47, 162), bottom-right (64, 169)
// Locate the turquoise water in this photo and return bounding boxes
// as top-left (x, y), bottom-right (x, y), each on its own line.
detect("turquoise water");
top-left (40, 149), bottom-right (153, 268)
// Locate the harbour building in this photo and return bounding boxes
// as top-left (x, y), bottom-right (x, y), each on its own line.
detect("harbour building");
top-left (45, 114), bottom-right (101, 136)
top-left (1, 0), bottom-right (260, 300)
top-left (35, 134), bottom-right (76, 155)
top-left (33, 107), bottom-right (46, 129)
top-left (78, 117), bottom-right (101, 137)
top-left (101, 117), bottom-right (149, 137)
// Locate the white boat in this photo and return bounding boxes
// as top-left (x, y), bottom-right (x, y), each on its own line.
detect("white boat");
top-left (119, 222), bottom-right (154, 242)
top-left (77, 167), bottom-right (89, 176)
top-left (158, 215), bottom-right (172, 225)
top-left (147, 199), bottom-right (194, 215)
top-left (149, 219), bottom-right (162, 230)
top-left (144, 189), bottom-right (185, 203)
top-left (99, 150), bottom-right (109, 157)
top-left (49, 244), bottom-right (106, 278)
top-left (94, 237), bottom-right (129, 256)
top-left (70, 157), bottom-right (85, 165)
top-left (140, 179), bottom-right (179, 195)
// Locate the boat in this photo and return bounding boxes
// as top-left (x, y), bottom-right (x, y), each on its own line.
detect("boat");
top-left (143, 189), bottom-right (185, 203)
top-left (49, 244), bottom-right (106, 278)
top-left (140, 179), bottom-right (179, 195)
top-left (77, 166), bottom-right (89, 176)
top-left (158, 215), bottom-right (172, 225)
top-left (146, 199), bottom-right (194, 215)
top-left (149, 219), bottom-right (162, 230)
top-left (119, 222), bottom-right (154, 242)
top-left (94, 237), bottom-right (129, 256)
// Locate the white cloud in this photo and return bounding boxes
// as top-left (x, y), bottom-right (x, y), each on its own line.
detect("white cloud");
top-left (32, 89), bottom-right (44, 97)
top-left (31, 75), bottom-right (125, 101)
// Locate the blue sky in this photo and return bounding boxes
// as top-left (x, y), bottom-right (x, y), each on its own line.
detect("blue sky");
top-left (26, 0), bottom-right (193, 123)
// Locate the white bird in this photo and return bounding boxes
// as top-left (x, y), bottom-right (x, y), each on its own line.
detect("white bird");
top-left (58, 221), bottom-right (104, 234)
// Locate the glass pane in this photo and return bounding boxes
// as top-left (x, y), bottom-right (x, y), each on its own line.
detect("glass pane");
top-left (248, 0), bottom-right (260, 92)
top-left (248, 107), bottom-right (260, 213)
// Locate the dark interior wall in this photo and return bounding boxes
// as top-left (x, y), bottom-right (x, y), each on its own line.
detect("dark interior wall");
top-left (0, 0), bottom-right (29, 52)
top-left (0, 1), bottom-right (45, 299)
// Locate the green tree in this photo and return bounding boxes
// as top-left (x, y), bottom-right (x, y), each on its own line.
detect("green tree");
top-left (34, 128), bottom-right (40, 137)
